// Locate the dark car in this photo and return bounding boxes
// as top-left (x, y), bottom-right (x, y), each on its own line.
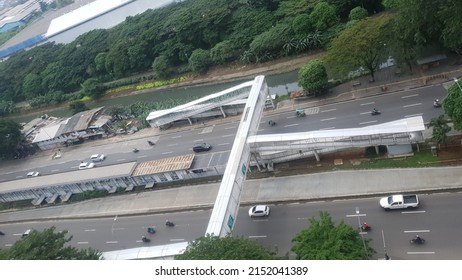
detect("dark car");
top-left (193, 143), bottom-right (212, 152)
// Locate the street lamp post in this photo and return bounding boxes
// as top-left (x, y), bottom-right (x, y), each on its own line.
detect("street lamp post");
top-left (454, 78), bottom-right (462, 92)
top-left (111, 215), bottom-right (118, 236)
top-left (355, 207), bottom-right (368, 257)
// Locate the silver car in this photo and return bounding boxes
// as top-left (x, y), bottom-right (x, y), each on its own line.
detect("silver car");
top-left (248, 205), bottom-right (270, 217)
top-left (90, 154), bottom-right (105, 162)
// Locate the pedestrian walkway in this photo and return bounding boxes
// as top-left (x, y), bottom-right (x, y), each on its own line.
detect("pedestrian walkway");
top-left (1, 166), bottom-right (461, 224)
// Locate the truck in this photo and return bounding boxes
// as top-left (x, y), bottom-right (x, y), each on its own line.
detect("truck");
top-left (379, 194), bottom-right (419, 210)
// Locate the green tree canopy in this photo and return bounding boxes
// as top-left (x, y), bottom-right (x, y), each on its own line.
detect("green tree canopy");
top-left (81, 78), bottom-right (104, 98)
top-left (348, 7), bottom-right (368, 21)
top-left (152, 54), bottom-right (171, 79)
top-left (428, 115), bottom-right (452, 145)
top-left (0, 227), bottom-right (101, 260)
top-left (292, 211), bottom-right (375, 260)
top-left (188, 48), bottom-right (211, 74)
top-left (175, 234), bottom-right (280, 260)
top-left (443, 83), bottom-right (462, 131)
top-left (0, 119), bottom-right (22, 159)
top-left (298, 59), bottom-right (329, 96)
top-left (325, 14), bottom-right (392, 81)
top-left (309, 2), bottom-right (339, 32)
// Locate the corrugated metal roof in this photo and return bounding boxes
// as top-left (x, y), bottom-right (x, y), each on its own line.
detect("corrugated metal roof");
top-left (132, 154), bottom-right (195, 176)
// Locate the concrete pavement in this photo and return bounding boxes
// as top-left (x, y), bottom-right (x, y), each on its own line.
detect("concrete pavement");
top-left (1, 166), bottom-right (462, 224)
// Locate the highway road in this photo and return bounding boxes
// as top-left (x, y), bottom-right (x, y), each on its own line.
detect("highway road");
top-left (1, 192), bottom-right (460, 260)
top-left (0, 84), bottom-right (448, 181)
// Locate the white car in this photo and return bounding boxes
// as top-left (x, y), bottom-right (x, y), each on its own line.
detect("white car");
top-left (79, 162), bottom-right (95, 170)
top-left (248, 205), bottom-right (270, 217)
top-left (26, 171), bottom-right (40, 177)
top-left (90, 154), bottom-right (105, 162)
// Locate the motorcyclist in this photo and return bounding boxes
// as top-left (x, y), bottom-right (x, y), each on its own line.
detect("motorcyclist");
top-left (133, 148), bottom-right (139, 152)
top-left (414, 235), bottom-right (422, 243)
top-left (373, 108), bottom-right (378, 113)
top-left (362, 222), bottom-right (370, 231)
top-left (434, 99), bottom-right (440, 106)
top-left (166, 220), bottom-right (174, 226)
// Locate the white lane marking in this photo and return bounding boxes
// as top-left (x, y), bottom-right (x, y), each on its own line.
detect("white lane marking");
top-left (402, 94), bottom-right (419, 99)
top-left (403, 230), bottom-right (430, 233)
top-left (258, 129), bottom-right (265, 132)
top-left (359, 120), bottom-right (377, 125)
top-left (218, 143), bottom-right (230, 146)
top-left (407, 252), bottom-right (435, 255)
top-left (403, 103), bottom-right (422, 108)
top-left (287, 116), bottom-right (296, 119)
top-left (84, 229), bottom-right (96, 232)
top-left (225, 126), bottom-right (237, 130)
top-left (170, 239), bottom-right (185, 242)
top-left (346, 214), bottom-right (367, 217)
top-left (106, 241), bottom-right (118, 244)
top-left (405, 113), bottom-right (423, 118)
top-left (360, 102), bottom-right (375, 106)
top-left (13, 233), bottom-right (22, 236)
top-left (15, 176), bottom-right (23, 179)
top-left (137, 155), bottom-right (147, 158)
top-left (221, 134), bottom-right (234, 138)
top-left (284, 124), bottom-right (299, 127)
top-left (171, 136), bottom-right (182, 139)
top-left (4, 244), bottom-right (12, 247)
top-left (116, 159), bottom-right (125, 162)
top-left (77, 241), bottom-right (89, 244)
top-left (360, 111), bottom-right (372, 115)
top-left (320, 117), bottom-right (336, 121)
top-left (168, 143), bottom-right (178, 147)
top-left (248, 235), bottom-right (267, 238)
top-left (320, 127), bottom-right (336, 130)
top-left (321, 108), bottom-right (336, 113)
top-left (51, 169), bottom-right (60, 172)
top-left (162, 152), bottom-right (173, 155)
top-left (402, 210), bottom-right (426, 214)
top-left (193, 139), bottom-right (204, 142)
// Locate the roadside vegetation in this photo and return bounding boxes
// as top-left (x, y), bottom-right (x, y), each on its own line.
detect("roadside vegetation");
top-left (1, 0), bottom-right (461, 122)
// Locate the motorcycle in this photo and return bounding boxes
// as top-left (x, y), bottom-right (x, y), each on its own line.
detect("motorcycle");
top-left (141, 236), bottom-right (151, 243)
top-left (132, 148), bottom-right (139, 153)
top-left (165, 221), bottom-right (175, 227)
top-left (0, 231), bottom-right (4, 236)
top-left (360, 224), bottom-right (371, 232)
top-left (147, 227), bottom-right (156, 234)
top-left (268, 120), bottom-right (276, 126)
top-left (433, 100), bottom-right (442, 108)
top-left (371, 109), bottom-right (381, 115)
top-left (410, 237), bottom-right (425, 244)
top-left (147, 140), bottom-right (155, 146)
top-left (296, 109), bottom-right (306, 117)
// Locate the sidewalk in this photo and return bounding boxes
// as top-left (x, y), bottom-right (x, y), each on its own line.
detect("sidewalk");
top-left (1, 166), bottom-right (462, 224)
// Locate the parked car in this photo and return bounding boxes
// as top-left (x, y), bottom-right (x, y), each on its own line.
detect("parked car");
top-left (90, 154), bottom-right (105, 162)
top-left (79, 162), bottom-right (95, 170)
top-left (193, 143), bottom-right (212, 152)
top-left (26, 171), bottom-right (40, 177)
top-left (248, 205), bottom-right (270, 217)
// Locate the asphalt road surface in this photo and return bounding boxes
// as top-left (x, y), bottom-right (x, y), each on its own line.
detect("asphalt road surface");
top-left (1, 192), bottom-right (460, 260)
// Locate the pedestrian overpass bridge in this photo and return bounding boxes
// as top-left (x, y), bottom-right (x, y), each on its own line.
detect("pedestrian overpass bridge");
top-left (103, 76), bottom-right (426, 259)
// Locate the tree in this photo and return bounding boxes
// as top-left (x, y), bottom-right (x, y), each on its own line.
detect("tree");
top-left (325, 15), bottom-right (391, 81)
top-left (175, 234), bottom-right (280, 260)
top-left (443, 83), bottom-right (462, 131)
top-left (69, 100), bottom-right (89, 115)
top-left (210, 40), bottom-right (235, 65)
top-left (292, 211), bottom-right (375, 260)
top-left (0, 227), bottom-right (101, 260)
top-left (249, 23), bottom-right (294, 62)
top-left (0, 119), bottom-right (22, 159)
top-left (348, 7), bottom-right (368, 21)
top-left (81, 78), bottom-right (104, 98)
top-left (22, 73), bottom-right (43, 100)
top-left (188, 49), bottom-right (211, 74)
top-left (309, 2), bottom-right (339, 32)
top-left (298, 59), bottom-right (329, 96)
top-left (428, 115), bottom-right (452, 146)
top-left (152, 54), bottom-right (171, 79)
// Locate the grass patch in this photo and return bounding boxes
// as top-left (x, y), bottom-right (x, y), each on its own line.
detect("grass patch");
top-left (343, 151), bottom-right (439, 169)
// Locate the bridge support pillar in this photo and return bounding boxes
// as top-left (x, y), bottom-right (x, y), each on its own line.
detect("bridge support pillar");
top-left (375, 145), bottom-right (379, 155)
top-left (187, 118), bottom-right (193, 125)
top-left (313, 150), bottom-right (320, 162)
top-left (219, 106), bottom-right (227, 118)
